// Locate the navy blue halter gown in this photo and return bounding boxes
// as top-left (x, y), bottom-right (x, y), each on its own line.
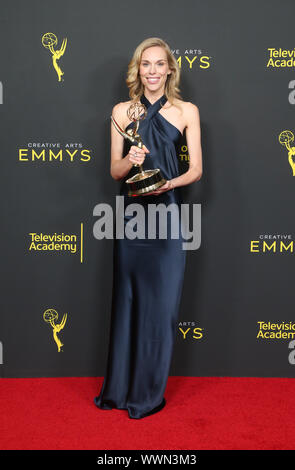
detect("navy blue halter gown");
top-left (94, 93), bottom-right (187, 419)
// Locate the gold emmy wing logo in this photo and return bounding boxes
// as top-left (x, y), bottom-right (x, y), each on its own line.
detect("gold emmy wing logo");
top-left (42, 32), bottom-right (67, 82)
top-left (43, 308), bottom-right (67, 352)
top-left (279, 130), bottom-right (295, 175)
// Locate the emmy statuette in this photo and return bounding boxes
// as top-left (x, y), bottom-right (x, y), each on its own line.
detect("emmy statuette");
top-left (111, 100), bottom-right (166, 196)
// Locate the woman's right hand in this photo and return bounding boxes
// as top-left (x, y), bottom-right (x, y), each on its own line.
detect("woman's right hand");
top-left (127, 145), bottom-right (150, 166)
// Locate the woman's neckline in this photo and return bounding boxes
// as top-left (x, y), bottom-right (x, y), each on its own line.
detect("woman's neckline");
top-left (138, 93), bottom-right (183, 137)
top-left (141, 93), bottom-right (167, 107)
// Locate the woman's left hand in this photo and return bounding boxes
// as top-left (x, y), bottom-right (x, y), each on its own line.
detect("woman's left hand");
top-left (142, 180), bottom-right (174, 196)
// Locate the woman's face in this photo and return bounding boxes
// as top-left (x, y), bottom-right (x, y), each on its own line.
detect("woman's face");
top-left (139, 46), bottom-right (171, 94)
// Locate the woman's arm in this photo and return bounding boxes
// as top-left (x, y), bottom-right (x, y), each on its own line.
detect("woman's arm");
top-left (110, 103), bottom-right (149, 181)
top-left (170, 103), bottom-right (203, 189)
top-left (110, 103), bottom-right (134, 181)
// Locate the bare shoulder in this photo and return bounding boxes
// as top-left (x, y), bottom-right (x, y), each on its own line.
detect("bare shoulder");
top-left (177, 99), bottom-right (199, 115)
top-left (171, 98), bottom-right (199, 117)
top-left (167, 99), bottom-right (199, 132)
top-left (179, 100), bottom-right (200, 128)
top-left (111, 100), bottom-right (133, 129)
top-left (111, 100), bottom-right (132, 117)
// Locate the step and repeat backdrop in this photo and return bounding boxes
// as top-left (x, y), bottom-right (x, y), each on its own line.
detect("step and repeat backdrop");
top-left (1, 0), bottom-right (295, 378)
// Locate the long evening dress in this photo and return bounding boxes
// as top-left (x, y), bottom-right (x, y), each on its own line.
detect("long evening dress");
top-left (94, 93), bottom-right (187, 419)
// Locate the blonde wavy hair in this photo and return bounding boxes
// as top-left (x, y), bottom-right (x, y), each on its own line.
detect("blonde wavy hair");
top-left (126, 37), bottom-right (183, 113)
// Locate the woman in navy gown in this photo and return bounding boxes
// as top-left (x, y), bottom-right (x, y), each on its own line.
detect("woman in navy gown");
top-left (94, 37), bottom-right (202, 419)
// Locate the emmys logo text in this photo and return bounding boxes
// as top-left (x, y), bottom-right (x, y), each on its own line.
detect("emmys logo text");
top-left (93, 196), bottom-right (201, 251)
top-left (171, 48), bottom-right (211, 70)
top-left (250, 234), bottom-right (293, 254)
top-left (18, 143), bottom-right (91, 163)
top-left (178, 322), bottom-right (203, 340)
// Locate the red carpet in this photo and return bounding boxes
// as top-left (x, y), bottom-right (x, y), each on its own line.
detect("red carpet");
top-left (1, 376), bottom-right (295, 450)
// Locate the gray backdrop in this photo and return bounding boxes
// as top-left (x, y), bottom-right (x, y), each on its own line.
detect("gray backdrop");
top-left (1, 0), bottom-right (295, 378)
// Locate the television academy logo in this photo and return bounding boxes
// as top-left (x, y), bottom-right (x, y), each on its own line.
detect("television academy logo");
top-left (26, 225), bottom-right (84, 263)
top-left (257, 323), bottom-right (295, 366)
top-left (28, 232), bottom-right (78, 255)
top-left (267, 48), bottom-right (295, 68)
top-left (257, 321), bottom-right (295, 339)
